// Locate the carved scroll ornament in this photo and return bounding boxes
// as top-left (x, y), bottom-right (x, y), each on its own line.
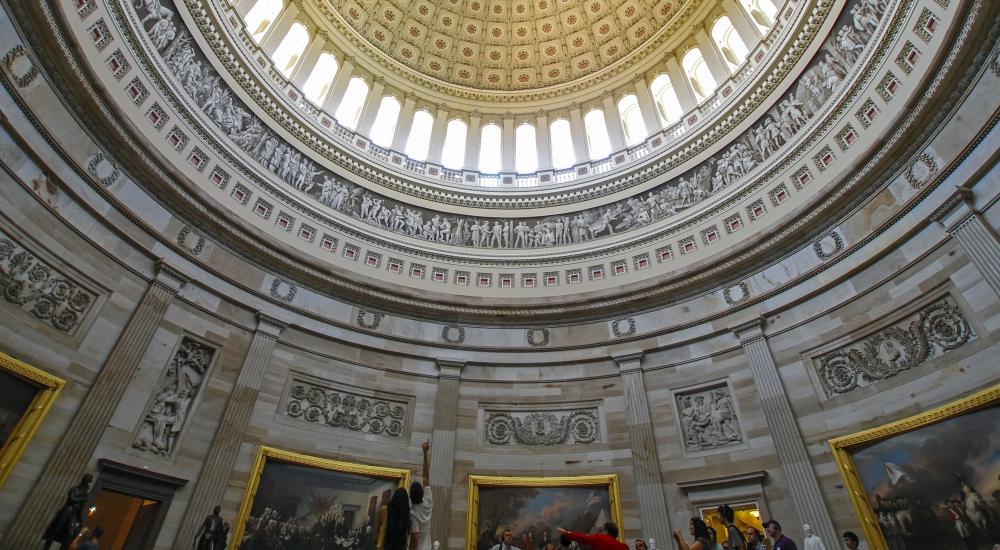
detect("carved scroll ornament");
top-left (485, 409), bottom-right (599, 446)
top-left (285, 380), bottom-right (407, 437)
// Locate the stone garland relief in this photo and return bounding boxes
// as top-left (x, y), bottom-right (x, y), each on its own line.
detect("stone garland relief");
top-left (285, 378), bottom-right (408, 437)
top-left (132, 337), bottom-right (215, 456)
top-left (0, 228), bottom-right (96, 333)
top-left (675, 384), bottom-right (743, 453)
top-left (130, 0), bottom-right (885, 249)
top-left (484, 409), bottom-right (600, 446)
top-left (814, 296), bottom-right (975, 397)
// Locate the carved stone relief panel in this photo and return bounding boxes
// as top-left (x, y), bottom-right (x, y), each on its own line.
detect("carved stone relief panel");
top-left (672, 381), bottom-right (746, 456)
top-left (0, 227), bottom-right (97, 334)
top-left (282, 373), bottom-right (411, 439)
top-left (812, 295), bottom-right (976, 397)
top-left (483, 406), bottom-right (600, 446)
top-left (132, 337), bottom-right (216, 457)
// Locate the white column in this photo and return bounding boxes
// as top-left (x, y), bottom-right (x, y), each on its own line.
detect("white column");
top-left (428, 360), bottom-right (464, 546)
top-left (465, 112), bottom-right (482, 170)
top-left (935, 186), bottom-right (1000, 297)
top-left (732, 318), bottom-right (840, 549)
top-left (722, 0), bottom-right (763, 46)
top-left (568, 104), bottom-right (589, 162)
top-left (633, 75), bottom-right (662, 134)
top-left (391, 93), bottom-right (418, 151)
top-left (235, 0), bottom-right (257, 19)
top-left (322, 56), bottom-right (355, 115)
top-left (664, 54), bottom-right (698, 111)
top-left (426, 105), bottom-right (449, 164)
top-left (535, 111), bottom-right (552, 169)
top-left (355, 77), bottom-right (385, 136)
top-left (259, 3), bottom-right (300, 56)
top-left (695, 25), bottom-right (732, 83)
top-left (601, 94), bottom-right (627, 150)
top-left (290, 34), bottom-right (327, 89)
top-left (501, 113), bottom-right (516, 172)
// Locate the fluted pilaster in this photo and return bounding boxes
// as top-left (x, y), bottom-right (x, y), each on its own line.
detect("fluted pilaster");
top-left (614, 353), bottom-right (671, 545)
top-left (3, 262), bottom-right (186, 548)
top-left (732, 319), bottom-right (838, 547)
top-left (429, 360), bottom-right (463, 548)
top-left (935, 186), bottom-right (1000, 297)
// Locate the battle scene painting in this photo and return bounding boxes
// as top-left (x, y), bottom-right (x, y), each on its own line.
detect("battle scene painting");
top-left (235, 448), bottom-right (409, 550)
top-left (850, 404), bottom-right (1000, 550)
top-left (469, 476), bottom-right (622, 550)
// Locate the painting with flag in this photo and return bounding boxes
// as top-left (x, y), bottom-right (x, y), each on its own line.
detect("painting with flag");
top-left (830, 384), bottom-right (1000, 550)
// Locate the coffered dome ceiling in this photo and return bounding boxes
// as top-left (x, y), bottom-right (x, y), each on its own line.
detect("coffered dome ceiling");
top-left (325, 0), bottom-right (688, 90)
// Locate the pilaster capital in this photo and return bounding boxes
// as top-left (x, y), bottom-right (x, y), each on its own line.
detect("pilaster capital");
top-left (731, 316), bottom-right (766, 343)
top-left (153, 259), bottom-right (188, 293)
top-left (534, 109), bottom-right (547, 119)
top-left (436, 359), bottom-right (465, 380)
top-left (502, 111), bottom-right (515, 120)
top-left (612, 351), bottom-right (644, 373)
top-left (255, 312), bottom-right (288, 338)
top-left (436, 103), bottom-right (449, 114)
top-left (932, 186), bottom-right (976, 232)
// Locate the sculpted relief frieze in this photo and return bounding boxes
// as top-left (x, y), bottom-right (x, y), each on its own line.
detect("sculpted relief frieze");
top-left (284, 375), bottom-right (410, 438)
top-left (132, 337), bottom-right (215, 456)
top-left (814, 296), bottom-right (976, 397)
top-left (129, 0), bottom-right (886, 251)
top-left (484, 408), bottom-right (600, 446)
top-left (674, 383), bottom-right (745, 454)
top-left (0, 227), bottom-right (96, 333)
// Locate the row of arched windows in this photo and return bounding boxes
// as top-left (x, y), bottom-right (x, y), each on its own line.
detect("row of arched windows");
top-left (237, 0), bottom-right (780, 172)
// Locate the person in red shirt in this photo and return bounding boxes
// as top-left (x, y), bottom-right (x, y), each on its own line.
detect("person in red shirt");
top-left (556, 522), bottom-right (629, 550)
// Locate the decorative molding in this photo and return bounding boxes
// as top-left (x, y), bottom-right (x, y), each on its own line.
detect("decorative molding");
top-left (284, 374), bottom-right (410, 438)
top-left (132, 337), bottom-right (216, 457)
top-left (441, 324), bottom-right (465, 344)
top-left (813, 230), bottom-right (844, 260)
top-left (2, 45), bottom-right (39, 88)
top-left (356, 308), bottom-right (383, 329)
top-left (86, 151), bottom-right (120, 187)
top-left (673, 381), bottom-right (746, 454)
top-left (0, 228), bottom-right (97, 333)
top-left (525, 327), bottom-right (549, 347)
top-left (484, 408), bottom-right (600, 446)
top-left (611, 317), bottom-right (636, 338)
top-left (723, 282), bottom-right (751, 305)
top-left (176, 226), bottom-right (205, 255)
top-left (813, 295), bottom-right (976, 397)
top-left (269, 278), bottom-right (296, 302)
top-left (904, 152), bottom-right (938, 189)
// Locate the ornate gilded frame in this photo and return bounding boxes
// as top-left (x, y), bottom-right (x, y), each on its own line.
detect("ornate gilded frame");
top-left (466, 474), bottom-right (624, 550)
top-left (828, 383), bottom-right (1000, 550)
top-left (0, 351), bottom-right (64, 488)
top-left (230, 445), bottom-right (412, 548)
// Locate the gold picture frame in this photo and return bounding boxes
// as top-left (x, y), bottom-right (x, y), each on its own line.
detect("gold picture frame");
top-left (231, 445), bottom-right (412, 549)
top-left (466, 474), bottom-right (624, 550)
top-left (0, 351), bottom-right (64, 489)
top-left (829, 383), bottom-right (1000, 550)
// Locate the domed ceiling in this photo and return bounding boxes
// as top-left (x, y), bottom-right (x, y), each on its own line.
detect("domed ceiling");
top-left (323, 0), bottom-right (689, 90)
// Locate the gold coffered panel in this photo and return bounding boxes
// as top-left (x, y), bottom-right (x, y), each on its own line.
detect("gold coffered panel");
top-left (329, 0), bottom-right (692, 90)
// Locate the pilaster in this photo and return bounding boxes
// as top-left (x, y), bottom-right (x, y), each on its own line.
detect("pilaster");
top-left (632, 76), bottom-right (662, 134)
top-left (731, 318), bottom-right (839, 548)
top-left (3, 262), bottom-right (186, 548)
top-left (172, 313), bottom-right (286, 549)
top-left (429, 360), bottom-right (464, 547)
top-left (694, 26), bottom-right (732, 84)
top-left (259, 4), bottom-right (301, 56)
top-left (535, 112), bottom-right (552, 169)
top-left (323, 56), bottom-right (356, 116)
top-left (391, 94), bottom-right (418, 152)
top-left (934, 186), bottom-right (1000, 297)
top-left (663, 55), bottom-right (698, 112)
top-left (568, 105), bottom-right (589, 163)
top-left (613, 352), bottom-right (671, 546)
top-left (601, 94), bottom-right (627, 151)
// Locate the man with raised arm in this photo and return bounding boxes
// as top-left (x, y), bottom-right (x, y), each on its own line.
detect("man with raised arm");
top-left (409, 440), bottom-right (433, 550)
top-left (556, 522), bottom-right (629, 550)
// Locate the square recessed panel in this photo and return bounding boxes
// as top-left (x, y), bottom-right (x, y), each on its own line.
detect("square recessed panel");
top-left (452, 63), bottom-right (478, 83)
top-left (411, 0), bottom-right (437, 22)
top-left (488, 0), bottom-right (507, 17)
top-left (540, 38), bottom-right (564, 61)
top-left (511, 68), bottom-right (537, 87)
top-left (376, 4), bottom-right (403, 28)
top-left (460, 17), bottom-right (484, 40)
top-left (343, 1), bottom-right (369, 27)
top-left (484, 45), bottom-right (506, 67)
top-left (534, 0), bottom-right (556, 15)
top-left (652, 0), bottom-right (674, 21)
top-left (540, 62), bottom-right (568, 83)
top-left (429, 32), bottom-right (453, 54)
top-left (512, 46), bottom-right (535, 67)
top-left (560, 7), bottom-right (586, 31)
top-left (456, 40), bottom-right (481, 62)
top-left (435, 10), bottom-right (459, 32)
top-left (600, 37), bottom-right (626, 61)
top-left (570, 52), bottom-right (598, 76)
top-left (536, 16), bottom-right (560, 38)
top-left (482, 69), bottom-right (507, 87)
top-left (402, 18), bottom-right (428, 41)
top-left (616, 0), bottom-right (642, 24)
top-left (511, 22), bottom-right (534, 44)
top-left (591, 15), bottom-right (617, 44)
top-left (566, 29), bottom-right (591, 54)
top-left (394, 41), bottom-right (422, 65)
top-left (423, 54), bottom-right (448, 75)
top-left (626, 17), bottom-right (653, 43)
top-left (510, 0), bottom-right (532, 19)
top-left (485, 22), bottom-right (508, 44)
top-left (584, 0), bottom-right (608, 21)
top-left (366, 22), bottom-right (393, 50)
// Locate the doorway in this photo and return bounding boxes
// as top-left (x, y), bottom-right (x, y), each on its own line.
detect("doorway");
top-left (84, 489), bottom-right (162, 549)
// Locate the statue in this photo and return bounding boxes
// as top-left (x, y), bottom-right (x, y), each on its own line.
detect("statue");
top-left (802, 524), bottom-right (827, 550)
top-left (42, 474), bottom-right (92, 549)
top-left (195, 506), bottom-right (225, 550)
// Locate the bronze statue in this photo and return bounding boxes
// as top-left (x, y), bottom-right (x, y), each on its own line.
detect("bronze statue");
top-left (42, 473), bottom-right (92, 549)
top-left (195, 505), bottom-right (225, 550)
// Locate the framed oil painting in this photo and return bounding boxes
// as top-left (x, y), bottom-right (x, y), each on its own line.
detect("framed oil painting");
top-left (829, 384), bottom-right (1000, 550)
top-left (232, 446), bottom-right (411, 550)
top-left (0, 351), bottom-right (64, 489)
top-left (466, 474), bottom-right (624, 550)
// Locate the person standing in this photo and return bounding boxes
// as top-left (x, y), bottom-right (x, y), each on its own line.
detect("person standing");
top-left (634, 539), bottom-right (649, 550)
top-left (671, 518), bottom-right (714, 550)
top-left (745, 527), bottom-right (765, 550)
top-left (76, 527), bottom-right (103, 550)
top-left (383, 488), bottom-right (411, 550)
top-left (716, 506), bottom-right (746, 550)
top-left (557, 522), bottom-right (629, 550)
top-left (840, 531), bottom-right (867, 550)
top-left (764, 520), bottom-right (798, 550)
top-left (706, 527), bottom-right (724, 550)
top-left (489, 528), bottom-right (522, 550)
top-left (409, 440), bottom-right (433, 550)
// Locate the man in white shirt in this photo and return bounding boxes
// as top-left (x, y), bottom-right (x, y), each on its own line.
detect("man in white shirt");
top-left (489, 529), bottom-right (522, 550)
top-left (409, 440), bottom-right (433, 550)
